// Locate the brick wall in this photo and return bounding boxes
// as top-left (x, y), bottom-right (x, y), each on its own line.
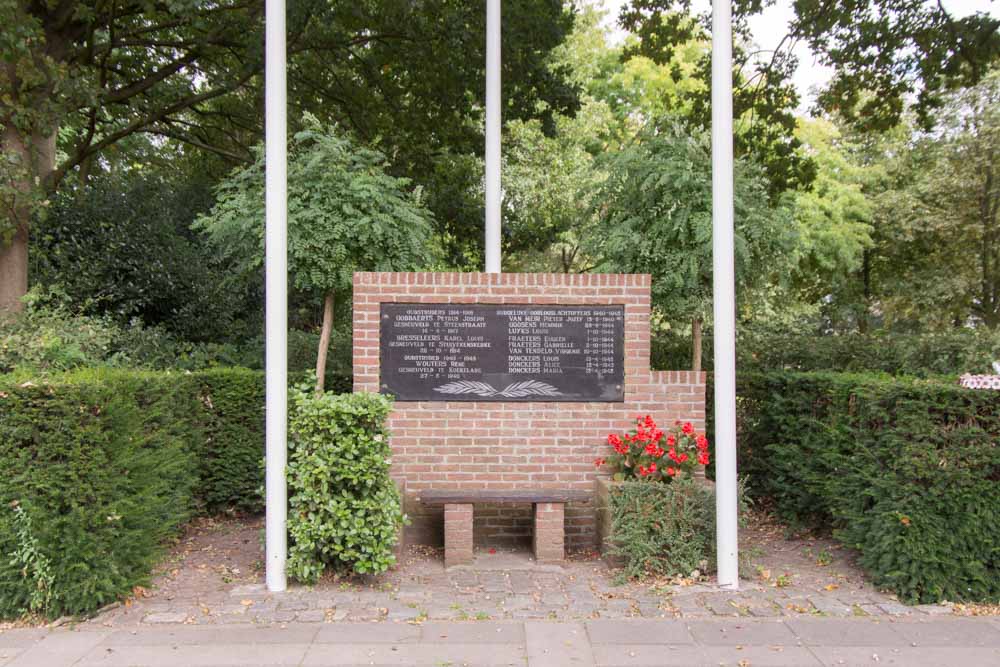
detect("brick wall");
top-left (352, 272), bottom-right (706, 550)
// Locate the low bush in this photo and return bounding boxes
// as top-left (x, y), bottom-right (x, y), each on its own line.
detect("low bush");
top-left (738, 371), bottom-right (1000, 603)
top-left (0, 370), bottom-right (199, 619)
top-left (606, 477), bottom-right (719, 580)
top-left (287, 387), bottom-right (404, 582)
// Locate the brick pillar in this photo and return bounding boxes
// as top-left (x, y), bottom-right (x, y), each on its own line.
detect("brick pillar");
top-left (444, 503), bottom-right (474, 567)
top-left (532, 502), bottom-right (565, 562)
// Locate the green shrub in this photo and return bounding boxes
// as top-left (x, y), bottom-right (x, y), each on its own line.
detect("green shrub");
top-left (607, 477), bottom-right (719, 580)
top-left (0, 370), bottom-right (199, 619)
top-left (737, 371), bottom-right (1000, 603)
top-left (287, 388), bottom-right (403, 582)
top-left (192, 368), bottom-right (266, 513)
top-left (0, 305), bottom-right (123, 373)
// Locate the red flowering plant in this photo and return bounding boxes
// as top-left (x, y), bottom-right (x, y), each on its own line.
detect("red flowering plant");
top-left (595, 415), bottom-right (710, 481)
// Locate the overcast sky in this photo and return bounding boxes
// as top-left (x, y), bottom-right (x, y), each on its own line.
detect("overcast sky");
top-left (599, 0), bottom-right (1000, 111)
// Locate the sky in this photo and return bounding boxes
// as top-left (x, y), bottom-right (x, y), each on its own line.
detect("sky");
top-left (599, 0), bottom-right (1000, 111)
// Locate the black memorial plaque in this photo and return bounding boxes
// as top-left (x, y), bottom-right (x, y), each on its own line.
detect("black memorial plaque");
top-left (379, 303), bottom-right (625, 402)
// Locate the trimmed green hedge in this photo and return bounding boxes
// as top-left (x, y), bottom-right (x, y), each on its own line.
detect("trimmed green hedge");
top-left (194, 368), bottom-right (266, 513)
top-left (0, 370), bottom-right (200, 618)
top-left (0, 367), bottom-right (279, 619)
top-left (736, 371), bottom-right (1000, 603)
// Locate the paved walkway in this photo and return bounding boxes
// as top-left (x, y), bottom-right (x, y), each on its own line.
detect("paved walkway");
top-left (84, 517), bottom-right (952, 627)
top-left (3, 617), bottom-right (999, 666)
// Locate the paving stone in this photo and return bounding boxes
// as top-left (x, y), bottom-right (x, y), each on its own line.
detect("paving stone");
top-left (891, 618), bottom-right (1000, 647)
top-left (587, 619), bottom-right (693, 644)
top-left (508, 572), bottom-right (536, 594)
top-left (669, 594), bottom-right (704, 615)
top-left (688, 619), bottom-right (798, 646)
top-left (77, 643), bottom-right (311, 666)
top-left (878, 600), bottom-right (916, 616)
top-left (449, 571), bottom-right (479, 589)
top-left (301, 642), bottom-right (526, 666)
top-left (479, 573), bottom-right (510, 594)
top-left (808, 595), bottom-right (853, 616)
top-left (142, 612), bottom-right (190, 624)
top-left (525, 621), bottom-right (594, 666)
top-left (785, 617), bottom-right (908, 646)
top-left (315, 623), bottom-right (421, 643)
top-left (914, 603), bottom-right (953, 615)
top-left (386, 605), bottom-right (422, 622)
top-left (810, 645), bottom-right (1000, 667)
top-left (296, 610), bottom-right (327, 623)
top-left (603, 598), bottom-right (635, 616)
top-left (228, 584), bottom-right (267, 597)
top-left (419, 621), bottom-right (525, 643)
top-left (701, 593), bottom-right (740, 617)
top-left (277, 600), bottom-right (310, 612)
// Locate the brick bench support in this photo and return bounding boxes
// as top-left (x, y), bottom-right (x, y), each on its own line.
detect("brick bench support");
top-left (423, 489), bottom-right (586, 566)
top-left (532, 502), bottom-right (565, 562)
top-left (443, 503), bottom-right (474, 567)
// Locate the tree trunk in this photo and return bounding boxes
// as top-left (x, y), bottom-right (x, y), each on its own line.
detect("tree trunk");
top-left (0, 225), bottom-right (28, 315)
top-left (315, 291), bottom-right (335, 395)
top-left (691, 316), bottom-right (703, 372)
top-left (0, 125), bottom-right (56, 313)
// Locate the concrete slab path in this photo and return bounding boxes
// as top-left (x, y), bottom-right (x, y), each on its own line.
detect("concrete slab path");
top-left (3, 616), bottom-right (999, 666)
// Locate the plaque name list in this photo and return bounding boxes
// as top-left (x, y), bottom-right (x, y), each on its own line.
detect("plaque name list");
top-left (379, 303), bottom-right (625, 402)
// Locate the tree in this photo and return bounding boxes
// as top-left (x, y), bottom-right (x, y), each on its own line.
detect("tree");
top-left (617, 2), bottom-right (812, 196)
top-left (502, 97), bottom-right (614, 272)
top-left (0, 0), bottom-right (579, 311)
top-left (870, 72), bottom-right (1000, 329)
top-left (787, 118), bottom-right (875, 320)
top-left (619, 1), bottom-right (1000, 133)
top-left (196, 119), bottom-right (437, 392)
top-left (588, 123), bottom-right (793, 370)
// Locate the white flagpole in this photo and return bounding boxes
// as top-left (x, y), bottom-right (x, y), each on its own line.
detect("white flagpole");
top-left (712, 0), bottom-right (740, 589)
top-left (264, 0), bottom-right (288, 592)
top-left (485, 0), bottom-right (502, 273)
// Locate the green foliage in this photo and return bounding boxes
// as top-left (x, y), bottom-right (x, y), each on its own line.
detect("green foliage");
top-left (192, 369), bottom-right (265, 514)
top-left (287, 388), bottom-right (403, 582)
top-left (29, 175), bottom-right (252, 341)
top-left (737, 371), bottom-right (1000, 603)
top-left (591, 123), bottom-right (792, 323)
top-left (606, 477), bottom-right (721, 580)
top-left (0, 300), bottom-right (121, 373)
top-left (652, 327), bottom-right (1000, 376)
top-left (197, 118), bottom-right (438, 301)
top-left (0, 370), bottom-right (199, 619)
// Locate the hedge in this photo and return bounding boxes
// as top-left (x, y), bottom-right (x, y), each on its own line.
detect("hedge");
top-left (0, 370), bottom-right (200, 618)
top-left (0, 367), bottom-right (360, 619)
top-left (736, 371), bottom-right (1000, 604)
top-left (652, 328), bottom-right (1000, 376)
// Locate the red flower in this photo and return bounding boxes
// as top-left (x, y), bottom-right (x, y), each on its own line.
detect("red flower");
top-left (682, 422), bottom-right (694, 435)
top-left (608, 433), bottom-right (621, 447)
top-left (594, 457), bottom-right (606, 467)
top-left (666, 466), bottom-right (676, 476)
top-left (648, 462), bottom-right (657, 473)
top-left (696, 434), bottom-right (709, 449)
top-left (679, 453), bottom-right (689, 463)
top-left (666, 434), bottom-right (676, 446)
top-left (698, 452), bottom-right (710, 465)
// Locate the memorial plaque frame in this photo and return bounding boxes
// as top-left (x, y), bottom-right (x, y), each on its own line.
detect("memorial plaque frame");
top-left (379, 302), bottom-right (625, 402)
